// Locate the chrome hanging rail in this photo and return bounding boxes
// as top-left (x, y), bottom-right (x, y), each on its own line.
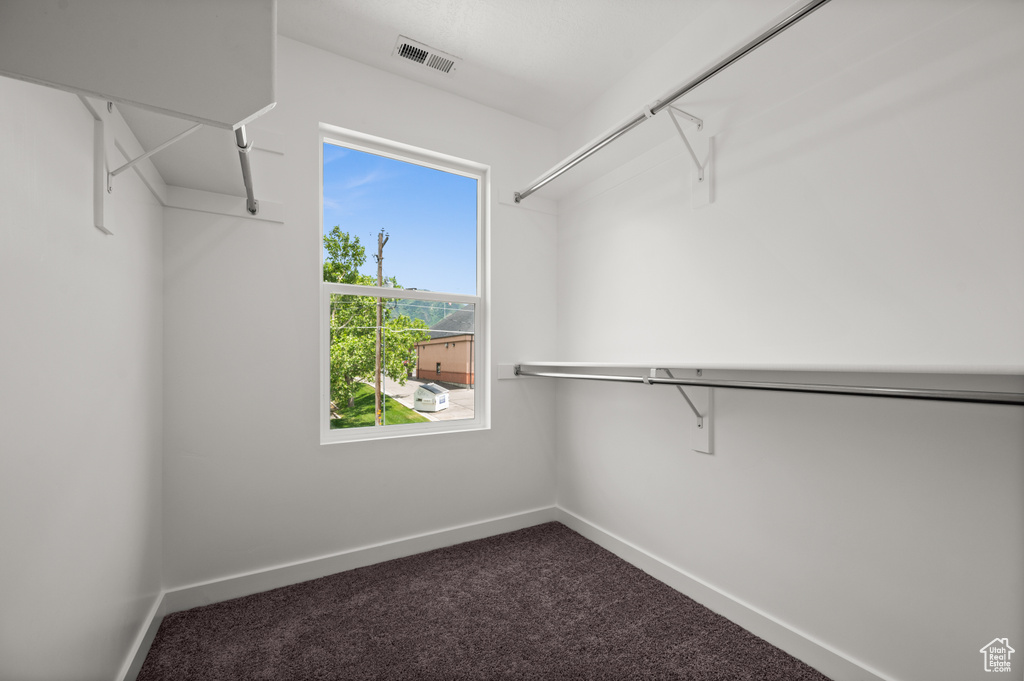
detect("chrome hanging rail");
top-left (235, 125), bottom-right (259, 215)
top-left (513, 367), bottom-right (1024, 406)
top-left (513, 0), bottom-right (834, 203)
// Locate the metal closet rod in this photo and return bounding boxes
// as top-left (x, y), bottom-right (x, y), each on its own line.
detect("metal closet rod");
top-left (513, 0), bottom-right (834, 203)
top-left (513, 368), bottom-right (1024, 406)
top-left (235, 126), bottom-right (259, 215)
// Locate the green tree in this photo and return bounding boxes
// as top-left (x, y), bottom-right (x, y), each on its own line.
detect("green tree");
top-left (324, 227), bottom-right (430, 415)
top-left (323, 226), bottom-right (367, 284)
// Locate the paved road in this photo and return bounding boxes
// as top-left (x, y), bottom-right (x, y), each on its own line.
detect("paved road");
top-left (382, 376), bottom-right (475, 422)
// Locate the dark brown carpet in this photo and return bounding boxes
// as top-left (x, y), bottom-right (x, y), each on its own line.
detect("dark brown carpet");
top-left (138, 522), bottom-right (833, 680)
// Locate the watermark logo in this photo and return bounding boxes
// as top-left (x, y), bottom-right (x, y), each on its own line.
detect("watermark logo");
top-left (979, 638), bottom-right (1014, 673)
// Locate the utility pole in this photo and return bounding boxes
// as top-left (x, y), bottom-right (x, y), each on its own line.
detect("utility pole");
top-left (374, 230), bottom-right (389, 426)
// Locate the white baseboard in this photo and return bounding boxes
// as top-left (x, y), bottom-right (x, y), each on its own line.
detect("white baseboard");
top-left (119, 506), bottom-right (558, 680)
top-left (118, 593), bottom-right (166, 681)
top-left (554, 508), bottom-right (894, 681)
top-left (162, 506), bottom-right (558, 615)
top-left (120, 505), bottom-right (888, 681)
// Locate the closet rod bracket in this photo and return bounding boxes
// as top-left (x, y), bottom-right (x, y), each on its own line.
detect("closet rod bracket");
top-left (667, 106), bottom-right (714, 207)
top-left (650, 368), bottom-right (713, 453)
top-left (668, 107), bottom-right (703, 131)
top-left (668, 106), bottom-right (708, 183)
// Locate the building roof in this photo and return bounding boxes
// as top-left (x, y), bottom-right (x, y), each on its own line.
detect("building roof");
top-left (427, 308), bottom-right (475, 339)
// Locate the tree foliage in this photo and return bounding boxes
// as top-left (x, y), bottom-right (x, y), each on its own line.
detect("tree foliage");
top-left (324, 227), bottom-right (430, 411)
top-left (323, 227), bottom-right (367, 285)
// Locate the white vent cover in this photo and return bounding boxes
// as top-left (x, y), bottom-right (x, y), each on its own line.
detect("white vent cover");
top-left (392, 36), bottom-right (460, 76)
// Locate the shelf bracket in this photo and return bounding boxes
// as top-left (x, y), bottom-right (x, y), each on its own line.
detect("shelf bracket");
top-left (91, 100), bottom-right (201, 233)
top-left (646, 368), bottom-right (713, 454)
top-left (667, 106), bottom-right (714, 207)
top-left (85, 98), bottom-right (121, 235)
top-left (107, 116), bottom-right (202, 193)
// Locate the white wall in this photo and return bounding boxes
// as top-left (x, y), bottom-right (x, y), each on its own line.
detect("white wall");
top-left (3, 4), bottom-right (1019, 679)
top-left (161, 38), bottom-right (560, 589)
top-left (0, 78), bottom-right (163, 681)
top-left (551, 2), bottom-right (1024, 681)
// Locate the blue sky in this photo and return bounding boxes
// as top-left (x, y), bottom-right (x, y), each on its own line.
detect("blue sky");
top-left (323, 143), bottom-right (477, 296)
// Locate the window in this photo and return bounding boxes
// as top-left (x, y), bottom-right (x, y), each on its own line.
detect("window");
top-left (320, 125), bottom-right (488, 443)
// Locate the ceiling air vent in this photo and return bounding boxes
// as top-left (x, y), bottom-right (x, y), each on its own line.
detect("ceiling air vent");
top-left (392, 36), bottom-right (460, 76)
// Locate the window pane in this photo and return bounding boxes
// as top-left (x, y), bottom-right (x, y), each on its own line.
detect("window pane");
top-left (323, 143), bottom-right (477, 296)
top-left (328, 294), bottom-right (475, 429)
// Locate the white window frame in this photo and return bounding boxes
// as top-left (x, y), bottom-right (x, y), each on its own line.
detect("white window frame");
top-left (319, 123), bottom-right (489, 444)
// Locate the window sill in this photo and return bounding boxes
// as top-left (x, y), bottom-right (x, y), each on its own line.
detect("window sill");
top-left (320, 419), bottom-right (489, 446)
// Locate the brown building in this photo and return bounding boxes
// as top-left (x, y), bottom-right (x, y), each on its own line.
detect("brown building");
top-left (414, 309), bottom-right (475, 388)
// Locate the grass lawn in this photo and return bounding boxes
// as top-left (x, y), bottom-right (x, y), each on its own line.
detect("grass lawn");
top-left (331, 382), bottom-right (429, 429)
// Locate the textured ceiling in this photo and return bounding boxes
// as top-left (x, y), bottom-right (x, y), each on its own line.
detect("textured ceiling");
top-left (277, 0), bottom-right (717, 128)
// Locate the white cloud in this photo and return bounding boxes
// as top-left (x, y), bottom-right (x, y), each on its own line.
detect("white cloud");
top-left (343, 169), bottom-right (389, 191)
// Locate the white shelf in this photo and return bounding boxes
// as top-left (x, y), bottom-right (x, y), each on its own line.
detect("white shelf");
top-left (0, 0), bottom-right (276, 129)
top-left (516, 361), bottom-right (1024, 376)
